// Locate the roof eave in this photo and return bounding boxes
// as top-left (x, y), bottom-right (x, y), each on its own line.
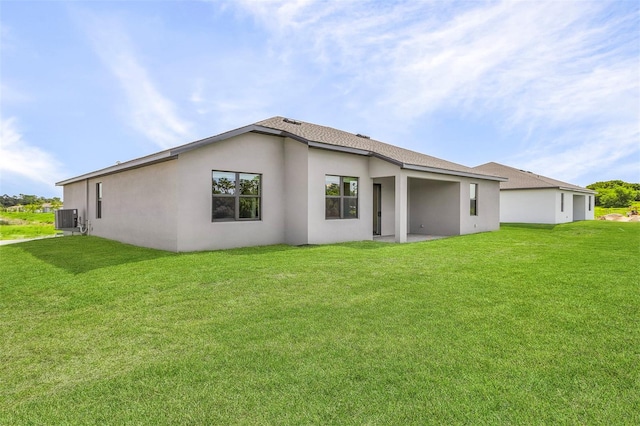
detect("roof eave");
top-left (502, 186), bottom-right (596, 194)
top-left (307, 140), bottom-right (370, 156)
top-left (403, 164), bottom-right (508, 181)
top-left (558, 186), bottom-right (597, 194)
top-left (56, 124), bottom-right (284, 186)
top-left (170, 125), bottom-right (283, 155)
top-left (55, 151), bottom-right (177, 186)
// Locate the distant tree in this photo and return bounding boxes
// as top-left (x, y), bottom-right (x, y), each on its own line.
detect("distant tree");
top-left (632, 184), bottom-right (640, 201)
top-left (20, 194), bottom-right (39, 205)
top-left (25, 203), bottom-right (40, 213)
top-left (1, 194), bottom-right (18, 208)
top-left (597, 187), bottom-right (637, 208)
top-left (586, 180), bottom-right (626, 190)
top-left (587, 180), bottom-right (639, 207)
top-left (1, 194), bottom-right (63, 210)
top-left (50, 197), bottom-right (63, 209)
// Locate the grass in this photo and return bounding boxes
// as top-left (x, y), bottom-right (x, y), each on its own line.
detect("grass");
top-left (0, 211), bottom-right (56, 240)
top-left (1, 221), bottom-right (638, 424)
top-left (595, 203), bottom-right (640, 218)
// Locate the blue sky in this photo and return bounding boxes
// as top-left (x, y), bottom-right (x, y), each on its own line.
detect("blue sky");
top-left (1, 0), bottom-right (638, 198)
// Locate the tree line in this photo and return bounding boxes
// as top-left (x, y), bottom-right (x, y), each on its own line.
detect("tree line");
top-left (586, 180), bottom-right (640, 208)
top-left (0, 194), bottom-right (62, 211)
top-left (2, 180), bottom-right (639, 211)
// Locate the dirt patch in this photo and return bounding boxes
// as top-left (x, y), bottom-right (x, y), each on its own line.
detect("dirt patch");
top-left (598, 213), bottom-right (640, 222)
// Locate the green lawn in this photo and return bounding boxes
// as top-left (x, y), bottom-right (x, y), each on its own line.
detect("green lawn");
top-left (0, 211), bottom-right (56, 240)
top-left (1, 222), bottom-right (638, 425)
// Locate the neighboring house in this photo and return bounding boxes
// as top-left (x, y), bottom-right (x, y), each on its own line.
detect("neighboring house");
top-left (56, 117), bottom-right (505, 252)
top-left (473, 162), bottom-right (596, 224)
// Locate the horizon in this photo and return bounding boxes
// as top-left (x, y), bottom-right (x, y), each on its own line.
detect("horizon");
top-left (2, 0), bottom-right (639, 198)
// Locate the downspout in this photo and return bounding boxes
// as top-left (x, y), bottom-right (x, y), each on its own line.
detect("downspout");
top-left (86, 178), bottom-right (89, 217)
top-left (79, 178), bottom-right (89, 234)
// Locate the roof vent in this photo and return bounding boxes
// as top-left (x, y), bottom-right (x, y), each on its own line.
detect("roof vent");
top-left (356, 133), bottom-right (370, 139)
top-left (283, 118), bottom-right (301, 125)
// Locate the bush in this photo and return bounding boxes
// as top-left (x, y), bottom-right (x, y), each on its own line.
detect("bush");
top-left (597, 186), bottom-right (637, 208)
top-left (587, 180), bottom-right (639, 207)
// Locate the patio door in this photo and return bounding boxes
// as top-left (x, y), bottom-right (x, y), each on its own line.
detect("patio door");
top-left (373, 183), bottom-right (382, 235)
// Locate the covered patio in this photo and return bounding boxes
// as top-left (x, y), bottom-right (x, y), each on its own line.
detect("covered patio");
top-left (372, 173), bottom-right (462, 243)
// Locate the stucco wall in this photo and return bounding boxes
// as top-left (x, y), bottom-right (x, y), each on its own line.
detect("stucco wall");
top-left (459, 178), bottom-right (501, 234)
top-left (408, 178), bottom-right (460, 235)
top-left (501, 189), bottom-right (557, 223)
top-left (554, 191), bottom-right (573, 224)
top-left (587, 194), bottom-right (595, 220)
top-left (307, 148), bottom-right (372, 244)
top-left (369, 157), bottom-right (400, 178)
top-left (572, 194), bottom-right (586, 221)
top-left (175, 132), bottom-right (288, 251)
top-left (373, 176), bottom-right (396, 236)
top-left (62, 180), bottom-right (88, 225)
top-left (283, 138), bottom-right (309, 245)
top-left (59, 132), bottom-right (508, 251)
top-left (577, 193), bottom-right (595, 221)
top-left (370, 158), bottom-right (400, 237)
top-left (87, 160), bottom-right (179, 251)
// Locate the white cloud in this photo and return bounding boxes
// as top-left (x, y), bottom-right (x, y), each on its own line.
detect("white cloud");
top-left (76, 12), bottom-right (192, 149)
top-left (226, 0), bottom-right (639, 182)
top-left (0, 117), bottom-right (66, 188)
top-left (511, 122), bottom-right (640, 184)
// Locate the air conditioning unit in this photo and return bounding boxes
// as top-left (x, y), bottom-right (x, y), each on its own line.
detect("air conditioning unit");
top-left (55, 209), bottom-right (78, 230)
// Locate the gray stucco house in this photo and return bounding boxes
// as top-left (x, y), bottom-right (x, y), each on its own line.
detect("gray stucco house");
top-left (473, 162), bottom-right (596, 224)
top-left (56, 117), bottom-right (505, 251)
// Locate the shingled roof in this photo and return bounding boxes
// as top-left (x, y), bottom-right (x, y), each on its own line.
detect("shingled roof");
top-left (473, 162), bottom-right (595, 193)
top-left (58, 116), bottom-right (505, 186)
top-left (256, 116), bottom-right (503, 180)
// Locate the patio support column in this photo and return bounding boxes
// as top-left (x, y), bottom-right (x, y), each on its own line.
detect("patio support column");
top-left (395, 173), bottom-right (407, 243)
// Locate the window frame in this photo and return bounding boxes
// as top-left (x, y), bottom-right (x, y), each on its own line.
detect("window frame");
top-left (212, 170), bottom-right (262, 222)
top-left (560, 193), bottom-right (565, 212)
top-left (470, 183), bottom-right (478, 216)
top-left (325, 175), bottom-right (359, 220)
top-left (96, 182), bottom-right (103, 219)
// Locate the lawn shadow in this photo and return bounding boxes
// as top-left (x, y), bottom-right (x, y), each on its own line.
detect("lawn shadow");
top-left (220, 244), bottom-right (313, 256)
top-left (215, 241), bottom-right (390, 256)
top-left (500, 223), bottom-right (557, 230)
top-left (12, 236), bottom-right (174, 274)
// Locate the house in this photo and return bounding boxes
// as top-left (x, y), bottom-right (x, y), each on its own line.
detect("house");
top-left (473, 162), bottom-right (596, 224)
top-left (55, 117), bottom-right (506, 252)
